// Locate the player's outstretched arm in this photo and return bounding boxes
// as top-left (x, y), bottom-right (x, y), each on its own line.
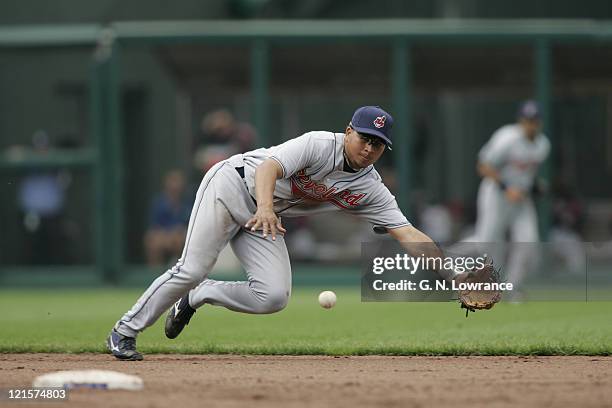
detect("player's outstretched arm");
top-left (388, 226), bottom-right (501, 313)
top-left (245, 159), bottom-right (286, 241)
top-left (387, 225), bottom-right (443, 260)
top-left (387, 225), bottom-right (469, 283)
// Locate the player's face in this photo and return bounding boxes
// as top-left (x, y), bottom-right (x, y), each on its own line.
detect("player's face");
top-left (344, 127), bottom-right (386, 168)
top-left (520, 118), bottom-right (541, 140)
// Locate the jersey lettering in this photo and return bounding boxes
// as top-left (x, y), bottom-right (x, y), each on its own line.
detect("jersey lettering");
top-left (290, 170), bottom-right (366, 208)
top-left (509, 159), bottom-right (538, 171)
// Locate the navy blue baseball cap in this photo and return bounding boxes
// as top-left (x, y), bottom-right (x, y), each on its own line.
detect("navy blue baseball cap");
top-left (518, 100), bottom-right (541, 120)
top-left (350, 106), bottom-right (394, 146)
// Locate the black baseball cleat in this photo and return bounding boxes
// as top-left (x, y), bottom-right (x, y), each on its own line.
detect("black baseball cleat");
top-left (106, 329), bottom-right (143, 361)
top-left (165, 296), bottom-right (196, 339)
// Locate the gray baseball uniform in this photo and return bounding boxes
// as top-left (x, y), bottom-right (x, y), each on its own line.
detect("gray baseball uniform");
top-left (115, 131), bottom-right (409, 338)
top-left (474, 123), bottom-right (550, 242)
top-left (471, 124), bottom-right (550, 286)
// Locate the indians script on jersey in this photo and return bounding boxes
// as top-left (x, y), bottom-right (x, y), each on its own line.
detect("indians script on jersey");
top-left (290, 169), bottom-right (366, 209)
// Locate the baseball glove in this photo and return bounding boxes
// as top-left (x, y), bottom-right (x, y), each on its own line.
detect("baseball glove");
top-left (457, 261), bottom-right (503, 317)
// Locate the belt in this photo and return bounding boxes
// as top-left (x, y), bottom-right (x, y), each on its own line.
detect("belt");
top-left (234, 166), bottom-right (257, 205)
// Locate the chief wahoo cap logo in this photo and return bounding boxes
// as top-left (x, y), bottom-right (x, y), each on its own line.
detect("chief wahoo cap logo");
top-left (373, 115), bottom-right (386, 128)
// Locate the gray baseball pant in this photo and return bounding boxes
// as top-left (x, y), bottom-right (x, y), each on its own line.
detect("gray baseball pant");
top-left (454, 179), bottom-right (538, 287)
top-left (115, 159), bottom-right (292, 338)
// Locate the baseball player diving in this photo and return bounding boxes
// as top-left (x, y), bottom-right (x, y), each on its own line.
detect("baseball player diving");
top-left (464, 100), bottom-right (550, 291)
top-left (107, 106), bottom-right (493, 361)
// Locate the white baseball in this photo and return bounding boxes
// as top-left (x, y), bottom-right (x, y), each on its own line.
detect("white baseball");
top-left (318, 291), bottom-right (337, 309)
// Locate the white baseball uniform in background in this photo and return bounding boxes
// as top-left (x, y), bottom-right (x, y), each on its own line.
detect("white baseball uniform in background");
top-left (115, 131), bottom-right (409, 338)
top-left (472, 124), bottom-right (550, 287)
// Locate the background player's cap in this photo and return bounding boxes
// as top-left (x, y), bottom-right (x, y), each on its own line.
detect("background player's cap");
top-left (350, 106), bottom-right (394, 146)
top-left (518, 100), bottom-right (541, 120)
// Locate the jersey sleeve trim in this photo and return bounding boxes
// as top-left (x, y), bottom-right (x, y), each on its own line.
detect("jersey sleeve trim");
top-left (372, 222), bottom-right (411, 234)
top-left (381, 222), bottom-right (411, 229)
top-left (269, 156), bottom-right (288, 178)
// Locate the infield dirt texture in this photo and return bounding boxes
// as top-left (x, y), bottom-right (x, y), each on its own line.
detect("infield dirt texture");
top-left (2, 354), bottom-right (612, 407)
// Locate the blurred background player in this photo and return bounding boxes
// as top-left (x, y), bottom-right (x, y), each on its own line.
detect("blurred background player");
top-left (144, 170), bottom-right (191, 267)
top-left (467, 100), bottom-right (551, 290)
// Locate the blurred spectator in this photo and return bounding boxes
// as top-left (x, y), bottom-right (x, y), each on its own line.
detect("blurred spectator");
top-left (551, 183), bottom-right (584, 235)
top-left (283, 217), bottom-right (317, 261)
top-left (420, 203), bottom-right (453, 243)
top-left (193, 109), bottom-right (257, 175)
top-left (144, 170), bottom-right (192, 266)
top-left (377, 166), bottom-right (398, 195)
top-left (201, 109), bottom-right (235, 146)
top-left (412, 189), bottom-right (454, 243)
top-left (586, 215), bottom-right (612, 261)
top-left (16, 130), bottom-right (72, 264)
top-left (549, 183), bottom-right (585, 274)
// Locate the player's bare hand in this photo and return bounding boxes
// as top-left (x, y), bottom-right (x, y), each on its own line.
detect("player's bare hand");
top-left (245, 207), bottom-right (286, 241)
top-left (505, 187), bottom-right (524, 202)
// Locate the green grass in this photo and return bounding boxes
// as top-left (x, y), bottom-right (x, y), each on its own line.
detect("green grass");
top-left (0, 288), bottom-right (611, 355)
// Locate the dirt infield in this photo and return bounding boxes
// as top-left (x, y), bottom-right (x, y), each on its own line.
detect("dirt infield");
top-left (1, 354), bottom-right (611, 408)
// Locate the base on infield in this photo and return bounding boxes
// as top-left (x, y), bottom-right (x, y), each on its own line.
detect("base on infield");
top-left (32, 369), bottom-right (143, 390)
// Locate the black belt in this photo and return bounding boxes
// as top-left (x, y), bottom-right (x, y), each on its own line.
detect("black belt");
top-left (234, 166), bottom-right (257, 205)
